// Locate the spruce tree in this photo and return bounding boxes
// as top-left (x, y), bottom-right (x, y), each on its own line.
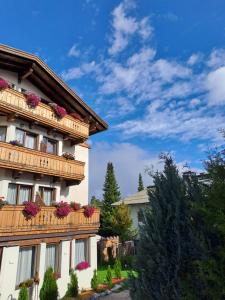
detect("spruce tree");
top-left (66, 271), bottom-right (78, 297)
top-left (130, 156), bottom-right (195, 300)
top-left (138, 173), bottom-right (144, 191)
top-left (100, 162), bottom-right (121, 236)
top-left (40, 267), bottom-right (58, 300)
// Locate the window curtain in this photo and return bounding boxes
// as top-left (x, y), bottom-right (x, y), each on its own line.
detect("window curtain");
top-left (47, 140), bottom-right (55, 154)
top-left (43, 189), bottom-right (52, 206)
top-left (0, 127), bottom-right (6, 142)
top-left (7, 183), bottom-right (17, 204)
top-left (75, 240), bottom-right (87, 264)
top-left (18, 186), bottom-right (31, 204)
top-left (25, 134), bottom-right (35, 149)
top-left (15, 129), bottom-right (24, 144)
top-left (16, 247), bottom-right (35, 285)
top-left (45, 245), bottom-right (56, 271)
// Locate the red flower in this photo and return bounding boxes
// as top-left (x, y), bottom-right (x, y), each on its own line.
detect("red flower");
top-left (23, 201), bottom-right (41, 219)
top-left (83, 205), bottom-right (95, 218)
top-left (26, 93), bottom-right (41, 108)
top-left (49, 103), bottom-right (67, 119)
top-left (0, 78), bottom-right (10, 90)
top-left (76, 261), bottom-right (90, 271)
top-left (70, 202), bottom-right (81, 211)
top-left (55, 201), bottom-right (71, 218)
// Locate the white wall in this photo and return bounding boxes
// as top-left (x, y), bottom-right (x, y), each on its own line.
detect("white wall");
top-left (129, 203), bottom-right (149, 231)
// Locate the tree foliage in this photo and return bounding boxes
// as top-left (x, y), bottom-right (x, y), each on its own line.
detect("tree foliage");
top-left (91, 269), bottom-right (98, 291)
top-left (18, 285), bottom-right (28, 300)
top-left (66, 271), bottom-right (78, 297)
top-left (90, 196), bottom-right (102, 208)
top-left (106, 266), bottom-right (113, 289)
top-left (138, 173), bottom-right (144, 192)
top-left (114, 258), bottom-right (122, 279)
top-left (40, 267), bottom-right (58, 300)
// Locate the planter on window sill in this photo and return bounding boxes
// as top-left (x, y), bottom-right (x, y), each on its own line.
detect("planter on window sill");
top-left (9, 140), bottom-right (23, 147)
top-left (18, 278), bottom-right (34, 288)
top-left (62, 152), bottom-right (75, 160)
top-left (0, 197), bottom-right (8, 209)
top-left (76, 261), bottom-right (90, 271)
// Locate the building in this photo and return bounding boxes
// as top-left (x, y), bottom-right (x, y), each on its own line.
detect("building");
top-left (113, 189), bottom-right (149, 233)
top-left (0, 45), bottom-right (107, 299)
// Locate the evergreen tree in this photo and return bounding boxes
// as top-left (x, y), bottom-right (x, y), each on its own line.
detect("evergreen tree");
top-left (100, 162), bottom-right (121, 236)
top-left (130, 156), bottom-right (196, 300)
top-left (90, 196), bottom-right (102, 208)
top-left (18, 284), bottom-right (28, 300)
top-left (66, 271), bottom-right (78, 297)
top-left (40, 267), bottom-right (58, 300)
top-left (106, 266), bottom-right (113, 289)
top-left (114, 258), bottom-right (122, 279)
top-left (91, 270), bottom-right (98, 291)
top-left (138, 173), bottom-right (144, 191)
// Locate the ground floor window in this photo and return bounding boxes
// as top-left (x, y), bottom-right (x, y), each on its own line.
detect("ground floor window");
top-left (39, 187), bottom-right (55, 206)
top-left (16, 246), bottom-right (36, 286)
top-left (7, 183), bottom-right (33, 204)
top-left (75, 239), bottom-right (89, 265)
top-left (45, 244), bottom-right (60, 273)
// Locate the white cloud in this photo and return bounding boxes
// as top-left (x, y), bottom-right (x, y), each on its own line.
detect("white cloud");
top-left (206, 66), bottom-right (225, 105)
top-left (108, 0), bottom-right (153, 55)
top-left (68, 44), bottom-right (80, 57)
top-left (61, 61), bottom-right (97, 80)
top-left (187, 53), bottom-right (202, 65)
top-left (207, 48), bottom-right (225, 68)
top-left (189, 98), bottom-right (201, 107)
top-left (89, 142), bottom-right (162, 198)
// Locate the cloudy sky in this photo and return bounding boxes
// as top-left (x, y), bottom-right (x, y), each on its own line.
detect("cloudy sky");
top-left (1, 0), bottom-right (225, 198)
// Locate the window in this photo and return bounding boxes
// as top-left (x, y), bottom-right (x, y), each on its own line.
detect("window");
top-left (15, 128), bottom-right (37, 149)
top-left (75, 239), bottom-right (88, 265)
top-left (137, 210), bottom-right (144, 223)
top-left (7, 183), bottom-right (33, 205)
top-left (0, 126), bottom-right (6, 142)
top-left (39, 187), bottom-right (55, 206)
top-left (41, 137), bottom-right (57, 155)
top-left (45, 244), bottom-right (60, 272)
top-left (16, 246), bottom-right (36, 285)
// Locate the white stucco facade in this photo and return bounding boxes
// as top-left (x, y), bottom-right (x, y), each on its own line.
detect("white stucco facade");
top-left (0, 66), bottom-right (98, 299)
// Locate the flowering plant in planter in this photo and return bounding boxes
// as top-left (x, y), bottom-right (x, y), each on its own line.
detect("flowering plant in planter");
top-left (55, 201), bottom-right (71, 218)
top-left (19, 278), bottom-right (34, 288)
top-left (0, 196), bottom-right (8, 209)
top-left (49, 103), bottom-right (67, 119)
top-left (62, 152), bottom-right (75, 160)
top-left (83, 205), bottom-right (95, 218)
top-left (25, 92), bottom-right (41, 108)
top-left (10, 140), bottom-right (23, 147)
top-left (70, 201), bottom-right (81, 211)
top-left (0, 77), bottom-right (10, 90)
top-left (76, 261), bottom-right (90, 271)
top-left (23, 201), bottom-right (41, 219)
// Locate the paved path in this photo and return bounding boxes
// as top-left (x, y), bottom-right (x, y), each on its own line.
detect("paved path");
top-left (100, 290), bottom-right (131, 300)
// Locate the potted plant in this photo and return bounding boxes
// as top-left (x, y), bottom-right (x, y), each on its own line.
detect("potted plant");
top-left (25, 92), bottom-right (41, 108)
top-left (10, 140), bottom-right (23, 147)
top-left (0, 196), bottom-right (8, 209)
top-left (62, 152), bottom-right (75, 160)
top-left (0, 77), bottom-right (10, 90)
top-left (76, 261), bottom-right (90, 271)
top-left (23, 201), bottom-right (41, 219)
top-left (55, 201), bottom-right (71, 218)
top-left (49, 103), bottom-right (67, 119)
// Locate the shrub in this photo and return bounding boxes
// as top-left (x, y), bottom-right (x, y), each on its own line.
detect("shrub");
top-left (76, 261), bottom-right (90, 271)
top-left (91, 269), bottom-right (98, 291)
top-left (18, 284), bottom-right (28, 300)
top-left (66, 271), bottom-right (79, 297)
top-left (114, 258), bottom-right (122, 279)
top-left (23, 201), bottom-right (41, 219)
top-left (106, 266), bottom-right (113, 289)
top-left (55, 201), bottom-right (71, 218)
top-left (120, 255), bottom-right (134, 269)
top-left (40, 267), bottom-right (58, 300)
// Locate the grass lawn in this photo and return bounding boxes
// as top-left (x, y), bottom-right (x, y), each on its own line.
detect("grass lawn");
top-left (97, 265), bottom-right (133, 284)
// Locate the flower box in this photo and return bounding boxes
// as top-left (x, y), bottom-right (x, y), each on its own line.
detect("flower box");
top-left (83, 205), bottom-right (95, 218)
top-left (55, 201), bottom-right (71, 218)
top-left (25, 92), bottom-right (41, 108)
top-left (49, 103), bottom-right (67, 119)
top-left (76, 261), bottom-right (90, 271)
top-left (23, 201), bottom-right (41, 219)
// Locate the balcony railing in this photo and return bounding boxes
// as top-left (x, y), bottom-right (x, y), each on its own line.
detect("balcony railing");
top-left (0, 141), bottom-right (85, 181)
top-left (0, 88), bottom-right (89, 140)
top-left (0, 206), bottom-right (100, 238)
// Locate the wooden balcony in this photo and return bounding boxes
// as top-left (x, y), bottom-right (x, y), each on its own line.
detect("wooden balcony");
top-left (0, 141), bottom-right (85, 181)
top-left (0, 88), bottom-right (89, 140)
top-left (0, 206), bottom-right (100, 239)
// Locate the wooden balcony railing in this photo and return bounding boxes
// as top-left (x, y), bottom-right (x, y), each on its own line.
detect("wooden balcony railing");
top-left (0, 206), bottom-right (100, 238)
top-left (0, 141), bottom-right (85, 181)
top-left (0, 88), bottom-right (89, 140)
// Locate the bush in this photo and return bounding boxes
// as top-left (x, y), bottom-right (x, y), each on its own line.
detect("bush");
top-left (120, 255), bottom-right (135, 269)
top-left (106, 266), bottom-right (113, 289)
top-left (66, 271), bottom-right (78, 297)
top-left (114, 258), bottom-right (122, 279)
top-left (18, 284), bottom-right (28, 300)
top-left (91, 269), bottom-right (98, 291)
top-left (40, 267), bottom-right (58, 300)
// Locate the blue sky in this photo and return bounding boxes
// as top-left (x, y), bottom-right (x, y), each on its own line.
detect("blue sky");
top-left (1, 0), bottom-right (225, 198)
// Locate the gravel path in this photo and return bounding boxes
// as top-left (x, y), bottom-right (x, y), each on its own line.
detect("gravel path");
top-left (100, 290), bottom-right (131, 300)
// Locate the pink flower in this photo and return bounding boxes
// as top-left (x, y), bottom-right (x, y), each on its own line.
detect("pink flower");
top-left (55, 201), bottom-right (71, 218)
top-left (23, 201), bottom-right (41, 219)
top-left (76, 261), bottom-right (90, 271)
top-left (26, 93), bottom-right (41, 108)
top-left (0, 78), bottom-right (10, 90)
top-left (49, 103), bottom-right (67, 119)
top-left (83, 205), bottom-right (95, 218)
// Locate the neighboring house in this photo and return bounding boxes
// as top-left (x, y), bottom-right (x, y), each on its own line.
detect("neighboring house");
top-left (113, 189), bottom-right (150, 233)
top-left (0, 45), bottom-right (107, 299)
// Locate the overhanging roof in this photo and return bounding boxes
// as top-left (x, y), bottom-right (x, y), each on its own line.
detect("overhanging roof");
top-left (0, 44), bottom-right (108, 135)
top-left (113, 189), bottom-right (149, 206)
